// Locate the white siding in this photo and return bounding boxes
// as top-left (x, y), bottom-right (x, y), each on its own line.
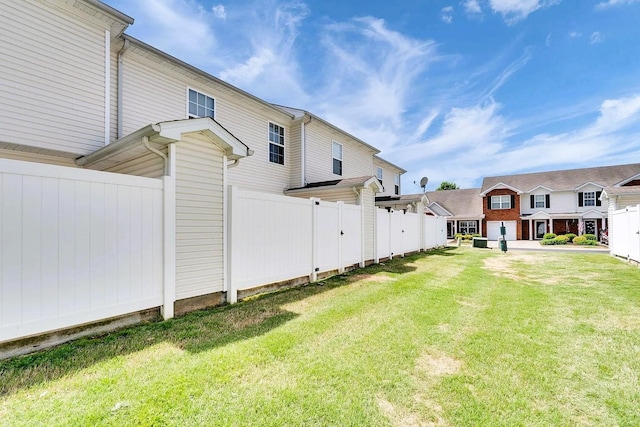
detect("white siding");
top-left (618, 194), bottom-right (640, 209)
top-left (103, 151), bottom-right (166, 179)
top-left (0, 0), bottom-right (108, 154)
top-left (120, 48), bottom-right (292, 194)
top-left (305, 121), bottom-right (376, 183)
top-left (289, 121), bottom-right (302, 187)
top-left (175, 135), bottom-right (225, 300)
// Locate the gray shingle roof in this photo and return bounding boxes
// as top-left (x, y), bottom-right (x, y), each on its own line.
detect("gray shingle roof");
top-left (425, 188), bottom-right (483, 218)
top-left (481, 163), bottom-right (640, 193)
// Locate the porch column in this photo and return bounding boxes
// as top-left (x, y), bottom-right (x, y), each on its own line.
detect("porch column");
top-left (549, 219), bottom-right (553, 235)
top-left (528, 220), bottom-right (533, 240)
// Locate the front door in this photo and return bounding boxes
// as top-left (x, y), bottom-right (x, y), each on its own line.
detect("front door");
top-left (535, 220), bottom-right (546, 239)
top-left (585, 220), bottom-right (596, 236)
top-left (447, 222), bottom-right (454, 238)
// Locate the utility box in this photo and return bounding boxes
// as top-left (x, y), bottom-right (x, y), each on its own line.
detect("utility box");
top-left (500, 226), bottom-right (506, 236)
top-left (499, 238), bottom-right (508, 252)
top-left (473, 237), bottom-right (488, 248)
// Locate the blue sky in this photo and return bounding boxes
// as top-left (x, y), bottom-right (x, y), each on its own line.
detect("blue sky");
top-left (105, 0), bottom-right (640, 191)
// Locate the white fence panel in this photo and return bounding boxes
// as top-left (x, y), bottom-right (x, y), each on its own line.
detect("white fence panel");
top-left (377, 209), bottom-right (390, 260)
top-left (0, 159), bottom-right (164, 343)
top-left (342, 204), bottom-right (363, 267)
top-left (423, 215), bottom-right (439, 249)
top-left (229, 189), bottom-right (313, 291)
top-left (390, 211), bottom-right (404, 258)
top-left (437, 217), bottom-right (448, 246)
top-left (610, 205), bottom-right (640, 263)
top-left (402, 212), bottom-right (421, 253)
top-left (315, 201), bottom-right (341, 274)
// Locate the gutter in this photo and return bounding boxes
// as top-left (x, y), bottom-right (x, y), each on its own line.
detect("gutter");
top-left (75, 124), bottom-right (159, 167)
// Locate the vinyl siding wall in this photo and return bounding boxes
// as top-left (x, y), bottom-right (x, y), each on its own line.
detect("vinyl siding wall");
top-left (120, 48), bottom-right (292, 194)
top-left (102, 150), bottom-right (166, 179)
top-left (0, 0), bottom-right (108, 154)
top-left (288, 122), bottom-right (303, 187)
top-left (175, 135), bottom-right (225, 300)
top-left (304, 121), bottom-right (376, 184)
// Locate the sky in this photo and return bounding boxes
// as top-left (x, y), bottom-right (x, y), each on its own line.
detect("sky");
top-left (105, 0), bottom-right (640, 191)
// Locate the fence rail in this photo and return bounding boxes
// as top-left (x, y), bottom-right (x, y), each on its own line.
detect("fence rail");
top-left (610, 204), bottom-right (640, 263)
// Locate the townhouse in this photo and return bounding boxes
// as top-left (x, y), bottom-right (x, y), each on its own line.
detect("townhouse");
top-left (0, 0), bottom-right (408, 348)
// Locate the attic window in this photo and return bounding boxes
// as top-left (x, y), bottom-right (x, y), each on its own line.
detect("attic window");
top-left (583, 191), bottom-right (595, 207)
top-left (188, 89), bottom-right (214, 118)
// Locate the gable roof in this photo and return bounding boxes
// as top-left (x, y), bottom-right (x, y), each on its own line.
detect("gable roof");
top-left (424, 188), bottom-right (483, 218)
top-left (373, 155), bottom-right (407, 174)
top-left (481, 163), bottom-right (640, 193)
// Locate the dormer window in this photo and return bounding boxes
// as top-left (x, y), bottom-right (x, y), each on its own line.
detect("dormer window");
top-left (583, 191), bottom-right (595, 206)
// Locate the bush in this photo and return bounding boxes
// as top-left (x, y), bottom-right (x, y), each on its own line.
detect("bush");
top-left (472, 233), bottom-right (481, 238)
top-left (553, 235), bottom-right (569, 245)
top-left (584, 233), bottom-right (597, 241)
top-left (463, 234), bottom-right (473, 240)
top-left (565, 233), bottom-right (576, 242)
top-left (543, 233), bottom-right (557, 240)
top-left (454, 233), bottom-right (462, 239)
top-left (540, 239), bottom-right (556, 245)
top-left (573, 236), bottom-right (598, 245)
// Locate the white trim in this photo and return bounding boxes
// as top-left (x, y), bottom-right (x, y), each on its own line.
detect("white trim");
top-left (427, 202), bottom-right (453, 216)
top-left (481, 182), bottom-right (523, 195)
top-left (614, 172), bottom-right (640, 187)
top-left (104, 30), bottom-right (111, 146)
top-left (527, 184), bottom-right (554, 193)
top-left (575, 181), bottom-right (605, 191)
top-left (186, 86), bottom-right (216, 119)
top-left (162, 143), bottom-right (177, 320)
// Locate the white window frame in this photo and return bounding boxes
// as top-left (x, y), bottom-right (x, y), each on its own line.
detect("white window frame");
top-left (394, 174), bottom-right (400, 195)
top-left (187, 87), bottom-right (215, 119)
top-left (534, 194), bottom-right (546, 208)
top-left (268, 121), bottom-right (285, 165)
top-left (491, 195), bottom-right (511, 209)
top-left (376, 167), bottom-right (383, 184)
top-left (332, 141), bottom-right (343, 176)
top-left (459, 221), bottom-right (477, 235)
top-left (583, 191), bottom-right (596, 207)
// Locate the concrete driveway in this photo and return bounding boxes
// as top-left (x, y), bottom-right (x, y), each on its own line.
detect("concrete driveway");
top-left (449, 239), bottom-right (610, 253)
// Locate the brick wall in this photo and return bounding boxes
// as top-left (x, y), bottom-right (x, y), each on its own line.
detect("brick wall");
top-left (482, 189), bottom-right (522, 239)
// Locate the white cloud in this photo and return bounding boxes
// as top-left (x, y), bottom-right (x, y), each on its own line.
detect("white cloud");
top-left (545, 33), bottom-right (552, 46)
top-left (569, 31), bottom-right (582, 38)
top-left (488, 0), bottom-right (560, 24)
top-left (212, 4), bottom-right (226, 19)
top-left (441, 6), bottom-right (454, 23)
top-left (463, 0), bottom-right (483, 14)
top-left (590, 31), bottom-right (603, 44)
top-left (595, 0), bottom-right (640, 10)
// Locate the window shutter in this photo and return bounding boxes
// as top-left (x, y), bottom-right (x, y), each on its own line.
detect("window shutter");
top-left (545, 194), bottom-right (550, 208)
top-left (596, 191), bottom-right (602, 207)
top-left (510, 195), bottom-right (515, 209)
top-left (487, 197), bottom-right (492, 210)
top-left (578, 192), bottom-right (583, 207)
top-left (530, 195), bottom-right (535, 208)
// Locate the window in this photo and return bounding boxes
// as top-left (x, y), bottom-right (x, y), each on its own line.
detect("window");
top-left (332, 142), bottom-right (342, 175)
top-left (459, 221), bottom-right (477, 235)
top-left (534, 194), bottom-right (546, 208)
top-left (188, 89), bottom-right (215, 118)
top-left (376, 167), bottom-right (383, 184)
top-left (583, 191), bottom-right (595, 207)
top-left (268, 122), bottom-right (285, 165)
top-left (394, 174), bottom-right (400, 195)
top-left (491, 195), bottom-right (511, 209)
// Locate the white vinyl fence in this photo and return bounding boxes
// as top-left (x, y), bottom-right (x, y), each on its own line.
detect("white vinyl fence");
top-left (609, 204), bottom-right (640, 263)
top-left (0, 159), bottom-right (164, 343)
top-left (376, 209), bottom-right (447, 260)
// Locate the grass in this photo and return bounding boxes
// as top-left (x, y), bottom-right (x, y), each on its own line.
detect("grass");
top-left (1, 246), bottom-right (640, 426)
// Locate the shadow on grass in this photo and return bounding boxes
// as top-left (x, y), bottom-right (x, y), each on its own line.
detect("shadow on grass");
top-left (0, 247), bottom-right (459, 396)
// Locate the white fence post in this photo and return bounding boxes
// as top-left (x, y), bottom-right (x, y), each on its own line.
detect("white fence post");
top-left (337, 201), bottom-right (344, 274)
top-left (311, 197), bottom-right (319, 282)
top-left (227, 185), bottom-right (240, 303)
top-left (161, 144), bottom-right (176, 320)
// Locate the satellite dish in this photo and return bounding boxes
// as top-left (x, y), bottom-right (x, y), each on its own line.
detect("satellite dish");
top-left (419, 177), bottom-right (428, 191)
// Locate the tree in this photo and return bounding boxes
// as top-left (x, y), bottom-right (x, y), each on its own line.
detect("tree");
top-left (436, 181), bottom-right (459, 191)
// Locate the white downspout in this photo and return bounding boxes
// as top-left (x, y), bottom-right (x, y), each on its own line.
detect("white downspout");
top-left (104, 30), bottom-right (111, 145)
top-left (117, 40), bottom-right (130, 139)
top-left (301, 116), bottom-right (311, 187)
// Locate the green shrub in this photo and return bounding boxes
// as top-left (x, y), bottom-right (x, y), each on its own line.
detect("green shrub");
top-left (584, 233), bottom-right (597, 241)
top-left (540, 239), bottom-right (556, 245)
top-left (553, 235), bottom-right (569, 245)
top-left (472, 233), bottom-right (481, 238)
top-left (454, 233), bottom-right (463, 239)
top-left (573, 236), bottom-right (598, 245)
top-left (463, 234), bottom-right (473, 240)
top-left (565, 233), bottom-right (576, 242)
top-left (543, 233), bottom-right (557, 240)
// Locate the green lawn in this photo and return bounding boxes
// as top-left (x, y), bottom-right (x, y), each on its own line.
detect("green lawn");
top-left (2, 247), bottom-right (639, 426)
